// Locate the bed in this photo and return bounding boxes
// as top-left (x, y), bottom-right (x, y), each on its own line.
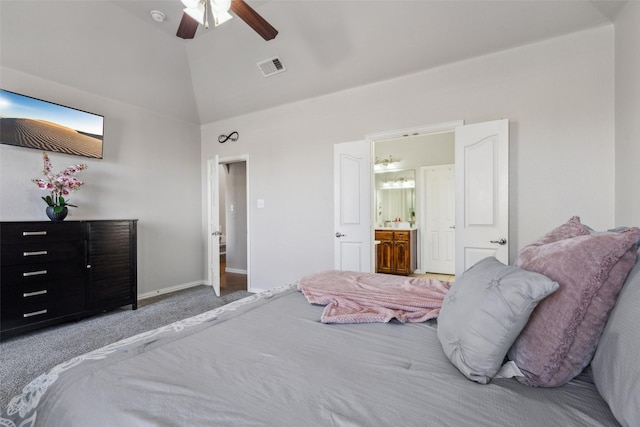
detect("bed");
top-left (2, 217), bottom-right (639, 426)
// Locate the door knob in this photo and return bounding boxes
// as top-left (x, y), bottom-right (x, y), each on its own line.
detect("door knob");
top-left (490, 238), bottom-right (507, 245)
top-left (212, 231), bottom-right (222, 236)
top-left (335, 232), bottom-right (347, 238)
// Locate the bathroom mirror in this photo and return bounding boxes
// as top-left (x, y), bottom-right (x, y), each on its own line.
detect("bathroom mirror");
top-left (375, 169), bottom-right (416, 227)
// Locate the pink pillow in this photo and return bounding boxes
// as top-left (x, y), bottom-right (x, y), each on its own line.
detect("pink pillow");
top-left (509, 225), bottom-right (640, 387)
top-left (525, 215), bottom-right (590, 245)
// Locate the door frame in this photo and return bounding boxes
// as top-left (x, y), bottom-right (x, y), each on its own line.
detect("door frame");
top-left (366, 121), bottom-right (464, 142)
top-left (207, 154), bottom-right (251, 294)
top-left (366, 120), bottom-right (463, 273)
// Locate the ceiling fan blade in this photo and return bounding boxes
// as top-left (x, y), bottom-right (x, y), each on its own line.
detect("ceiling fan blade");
top-left (176, 12), bottom-right (199, 39)
top-left (230, 0), bottom-right (278, 41)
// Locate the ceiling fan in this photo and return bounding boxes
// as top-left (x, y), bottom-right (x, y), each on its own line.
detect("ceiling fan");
top-left (177, 0), bottom-right (278, 41)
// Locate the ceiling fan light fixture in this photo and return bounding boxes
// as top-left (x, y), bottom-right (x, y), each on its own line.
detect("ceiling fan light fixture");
top-left (212, 10), bottom-right (233, 26)
top-left (177, 0), bottom-right (277, 41)
top-left (183, 0), bottom-right (232, 29)
top-left (210, 0), bottom-right (232, 26)
top-left (181, 0), bottom-right (201, 8)
top-left (183, 4), bottom-right (205, 26)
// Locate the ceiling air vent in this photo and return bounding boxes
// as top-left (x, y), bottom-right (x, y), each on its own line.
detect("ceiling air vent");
top-left (257, 56), bottom-right (286, 77)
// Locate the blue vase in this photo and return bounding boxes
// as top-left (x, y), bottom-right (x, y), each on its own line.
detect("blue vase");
top-left (46, 206), bottom-right (68, 221)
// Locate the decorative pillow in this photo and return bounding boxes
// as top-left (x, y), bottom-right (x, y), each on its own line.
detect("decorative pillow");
top-left (508, 226), bottom-right (640, 387)
top-left (591, 254), bottom-right (640, 427)
top-left (524, 215), bottom-right (590, 246)
top-left (437, 257), bottom-right (559, 384)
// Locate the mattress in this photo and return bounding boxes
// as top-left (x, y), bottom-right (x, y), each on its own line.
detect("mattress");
top-left (2, 284), bottom-right (619, 426)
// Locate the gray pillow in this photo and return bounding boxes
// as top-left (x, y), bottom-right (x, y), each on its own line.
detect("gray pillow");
top-left (591, 254), bottom-right (640, 427)
top-left (437, 257), bottom-right (559, 384)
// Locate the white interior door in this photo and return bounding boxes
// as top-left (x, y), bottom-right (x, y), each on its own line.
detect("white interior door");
top-left (334, 140), bottom-right (372, 272)
top-left (207, 157), bottom-right (221, 296)
top-left (455, 119), bottom-right (509, 277)
top-left (423, 164), bottom-right (455, 274)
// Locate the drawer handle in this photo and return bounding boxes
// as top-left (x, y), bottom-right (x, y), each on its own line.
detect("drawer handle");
top-left (23, 250), bottom-right (48, 257)
top-left (23, 290), bottom-right (48, 297)
top-left (23, 270), bottom-right (48, 277)
top-left (23, 231), bottom-right (47, 236)
top-left (23, 309), bottom-right (48, 318)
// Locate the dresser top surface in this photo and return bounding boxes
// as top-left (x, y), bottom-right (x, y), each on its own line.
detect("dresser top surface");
top-left (1, 220), bottom-right (138, 224)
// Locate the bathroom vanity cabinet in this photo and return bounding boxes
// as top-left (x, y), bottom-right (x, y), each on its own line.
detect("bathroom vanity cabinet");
top-left (375, 229), bottom-right (417, 276)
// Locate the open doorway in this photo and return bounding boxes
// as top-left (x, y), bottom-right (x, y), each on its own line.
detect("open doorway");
top-left (373, 130), bottom-right (455, 277)
top-left (364, 119), bottom-right (509, 279)
top-left (218, 160), bottom-right (248, 295)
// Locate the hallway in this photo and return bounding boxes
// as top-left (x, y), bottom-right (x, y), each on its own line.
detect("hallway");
top-left (220, 257), bottom-right (247, 296)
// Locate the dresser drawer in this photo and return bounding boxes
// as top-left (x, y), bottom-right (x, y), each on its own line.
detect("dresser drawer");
top-left (1, 262), bottom-right (85, 289)
top-left (0, 289), bottom-right (85, 331)
top-left (0, 222), bottom-right (84, 244)
top-left (1, 276), bottom-right (85, 306)
top-left (1, 240), bottom-right (85, 266)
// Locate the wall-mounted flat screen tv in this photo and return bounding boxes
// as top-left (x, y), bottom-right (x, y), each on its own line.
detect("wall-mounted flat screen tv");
top-left (0, 89), bottom-right (104, 159)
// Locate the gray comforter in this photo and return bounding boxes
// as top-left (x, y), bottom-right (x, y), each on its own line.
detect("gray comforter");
top-left (2, 283), bottom-right (618, 426)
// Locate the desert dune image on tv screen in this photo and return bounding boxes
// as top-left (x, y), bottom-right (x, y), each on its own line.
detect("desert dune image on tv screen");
top-left (0, 90), bottom-right (103, 159)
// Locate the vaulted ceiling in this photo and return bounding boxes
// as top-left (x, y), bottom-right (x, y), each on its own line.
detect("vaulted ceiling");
top-left (0, 1), bottom-right (626, 125)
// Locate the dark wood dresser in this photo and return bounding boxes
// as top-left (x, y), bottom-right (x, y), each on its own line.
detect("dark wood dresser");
top-left (0, 220), bottom-right (137, 339)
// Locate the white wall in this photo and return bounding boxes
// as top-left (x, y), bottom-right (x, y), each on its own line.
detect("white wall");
top-left (202, 26), bottom-right (615, 291)
top-left (614, 2), bottom-right (640, 226)
top-left (375, 133), bottom-right (455, 173)
top-left (0, 67), bottom-right (204, 298)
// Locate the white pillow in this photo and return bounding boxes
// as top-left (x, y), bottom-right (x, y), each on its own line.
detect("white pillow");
top-left (437, 257), bottom-right (559, 384)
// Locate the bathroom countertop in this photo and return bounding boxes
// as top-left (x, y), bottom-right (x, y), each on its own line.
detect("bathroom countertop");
top-left (375, 227), bottom-right (416, 231)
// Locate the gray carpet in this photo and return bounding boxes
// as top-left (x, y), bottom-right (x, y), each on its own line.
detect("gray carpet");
top-left (0, 285), bottom-right (252, 409)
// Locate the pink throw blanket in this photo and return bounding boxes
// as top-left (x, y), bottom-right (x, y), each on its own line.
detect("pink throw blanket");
top-left (297, 270), bottom-right (450, 324)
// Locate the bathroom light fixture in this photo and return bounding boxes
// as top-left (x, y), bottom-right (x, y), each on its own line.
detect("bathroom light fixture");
top-left (375, 155), bottom-right (396, 167)
top-left (381, 176), bottom-right (415, 189)
top-left (181, 0), bottom-right (232, 29)
top-left (374, 155), bottom-right (399, 172)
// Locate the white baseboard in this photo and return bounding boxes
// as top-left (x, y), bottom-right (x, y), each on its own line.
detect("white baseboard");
top-left (225, 267), bottom-right (247, 275)
top-left (138, 280), bottom-right (207, 301)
